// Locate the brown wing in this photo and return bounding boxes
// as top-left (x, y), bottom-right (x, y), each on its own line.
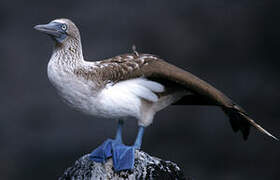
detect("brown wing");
top-left (77, 53), bottom-right (277, 140)
top-left (141, 56), bottom-right (278, 140)
top-left (140, 56), bottom-right (277, 140)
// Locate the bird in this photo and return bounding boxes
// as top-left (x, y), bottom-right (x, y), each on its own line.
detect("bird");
top-left (34, 18), bottom-right (277, 171)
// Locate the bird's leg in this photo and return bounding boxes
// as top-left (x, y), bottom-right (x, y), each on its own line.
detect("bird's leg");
top-left (115, 120), bottom-right (123, 144)
top-left (110, 120), bottom-right (136, 171)
top-left (90, 120), bottom-right (124, 163)
top-left (90, 121), bottom-right (143, 171)
top-left (134, 126), bottom-right (145, 149)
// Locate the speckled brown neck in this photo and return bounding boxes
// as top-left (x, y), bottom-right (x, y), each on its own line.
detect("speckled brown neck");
top-left (52, 38), bottom-right (84, 66)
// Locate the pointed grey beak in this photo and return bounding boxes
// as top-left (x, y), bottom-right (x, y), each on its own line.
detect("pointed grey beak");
top-left (34, 22), bottom-right (62, 38)
top-left (34, 22), bottom-right (67, 43)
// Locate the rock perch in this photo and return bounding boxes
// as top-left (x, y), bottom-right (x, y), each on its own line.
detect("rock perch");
top-left (59, 150), bottom-right (191, 180)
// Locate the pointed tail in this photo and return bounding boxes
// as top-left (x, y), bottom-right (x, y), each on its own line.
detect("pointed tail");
top-left (222, 105), bottom-right (278, 141)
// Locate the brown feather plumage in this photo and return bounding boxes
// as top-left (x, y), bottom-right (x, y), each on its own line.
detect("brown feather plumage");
top-left (74, 53), bottom-right (277, 140)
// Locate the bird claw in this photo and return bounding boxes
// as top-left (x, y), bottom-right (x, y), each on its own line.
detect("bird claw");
top-left (89, 139), bottom-right (135, 171)
top-left (112, 143), bottom-right (135, 171)
top-left (89, 139), bottom-right (114, 163)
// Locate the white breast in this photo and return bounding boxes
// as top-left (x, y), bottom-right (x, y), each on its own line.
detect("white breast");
top-left (47, 60), bottom-right (98, 114)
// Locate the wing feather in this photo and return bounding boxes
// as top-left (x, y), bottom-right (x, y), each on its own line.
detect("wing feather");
top-left (76, 53), bottom-right (277, 140)
top-left (139, 57), bottom-right (277, 140)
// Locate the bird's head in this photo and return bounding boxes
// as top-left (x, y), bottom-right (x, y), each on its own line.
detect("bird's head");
top-left (34, 18), bottom-right (80, 45)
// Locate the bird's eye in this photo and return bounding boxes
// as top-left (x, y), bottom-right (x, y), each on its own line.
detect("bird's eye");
top-left (61, 24), bottom-right (67, 31)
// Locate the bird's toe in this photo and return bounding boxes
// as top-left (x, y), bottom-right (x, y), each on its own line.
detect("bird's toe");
top-left (89, 139), bottom-right (135, 171)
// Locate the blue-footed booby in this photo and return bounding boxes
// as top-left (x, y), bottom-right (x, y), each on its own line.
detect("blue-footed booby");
top-left (34, 18), bottom-right (277, 171)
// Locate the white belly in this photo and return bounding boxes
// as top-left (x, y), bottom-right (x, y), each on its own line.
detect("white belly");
top-left (47, 61), bottom-right (180, 125)
top-left (47, 62), bottom-right (98, 115)
top-left (47, 62), bottom-right (144, 119)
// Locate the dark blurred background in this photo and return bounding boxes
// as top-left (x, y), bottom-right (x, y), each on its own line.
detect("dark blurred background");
top-left (0, 0), bottom-right (279, 179)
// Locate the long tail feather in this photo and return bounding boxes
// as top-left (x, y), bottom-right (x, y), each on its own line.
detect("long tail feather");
top-left (223, 105), bottom-right (278, 141)
top-left (241, 113), bottom-right (278, 141)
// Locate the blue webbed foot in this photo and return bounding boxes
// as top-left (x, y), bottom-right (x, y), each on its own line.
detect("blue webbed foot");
top-left (89, 139), bottom-right (114, 163)
top-left (89, 124), bottom-right (145, 171)
top-left (111, 142), bottom-right (135, 171)
top-left (89, 139), bottom-right (135, 171)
